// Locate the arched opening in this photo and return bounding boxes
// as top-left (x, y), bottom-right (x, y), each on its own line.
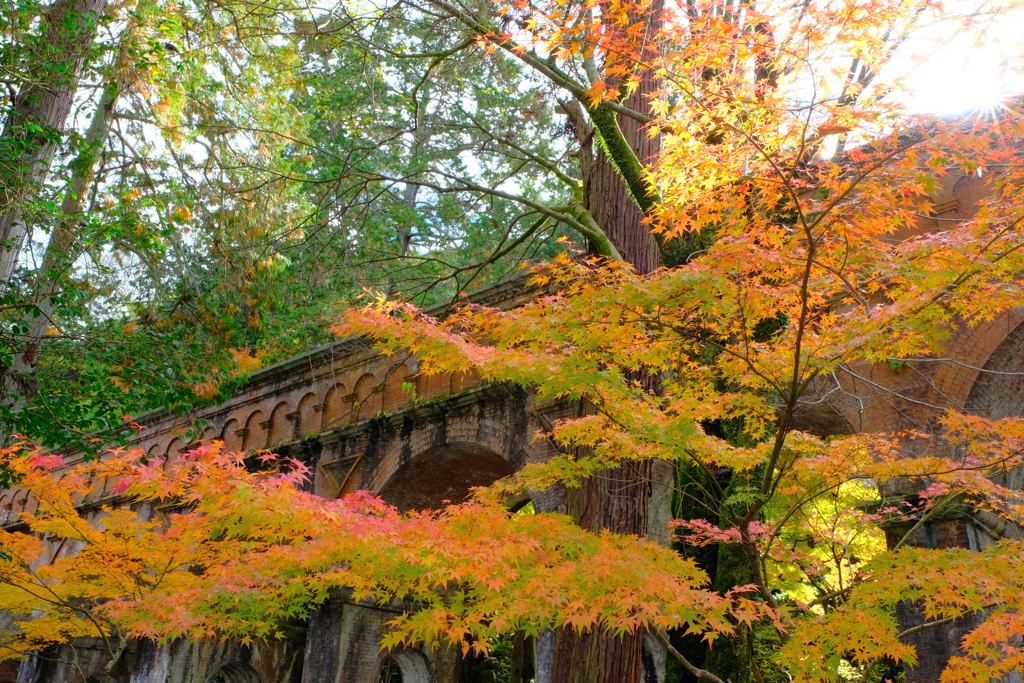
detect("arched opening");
top-left (965, 321), bottom-right (1024, 491)
top-left (241, 411), bottom-right (265, 451)
top-left (377, 441), bottom-right (513, 512)
top-left (510, 498), bottom-right (535, 516)
top-left (379, 650), bottom-right (432, 683)
top-left (220, 418), bottom-right (241, 451)
top-left (966, 320), bottom-right (1024, 421)
top-left (266, 401), bottom-right (293, 447)
top-left (207, 662), bottom-right (262, 683)
top-left (379, 658), bottom-right (402, 683)
top-left (322, 383), bottom-right (349, 430)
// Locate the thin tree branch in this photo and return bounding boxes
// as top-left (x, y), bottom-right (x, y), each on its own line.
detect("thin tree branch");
top-left (656, 629), bottom-right (727, 683)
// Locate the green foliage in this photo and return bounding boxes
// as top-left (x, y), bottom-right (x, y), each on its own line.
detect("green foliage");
top-left (0, 0), bottom-right (584, 455)
top-left (487, 633), bottom-right (516, 683)
top-left (752, 622), bottom-right (790, 683)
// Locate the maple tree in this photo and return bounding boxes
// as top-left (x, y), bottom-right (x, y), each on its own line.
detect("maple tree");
top-left (0, 444), bottom-right (210, 682)
top-left (330, 0), bottom-right (1024, 680)
top-left (302, 0), bottom-right (1024, 676)
top-left (2, 0), bottom-right (1024, 679)
top-left (0, 442), bottom-right (764, 681)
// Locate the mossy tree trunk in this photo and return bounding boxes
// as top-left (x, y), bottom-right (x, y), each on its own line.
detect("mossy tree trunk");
top-left (550, 33), bottom-right (664, 681)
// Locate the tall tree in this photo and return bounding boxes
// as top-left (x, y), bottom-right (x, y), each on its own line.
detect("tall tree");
top-left (0, 0), bottom-right (109, 291)
top-left (304, 0), bottom-right (959, 678)
top-left (0, 0), bottom-right (317, 451)
top-left (333, 2), bottom-right (1024, 682)
top-left (341, 101), bottom-right (1024, 683)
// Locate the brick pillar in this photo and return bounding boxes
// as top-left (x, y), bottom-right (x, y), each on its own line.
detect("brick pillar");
top-left (883, 511), bottom-right (983, 683)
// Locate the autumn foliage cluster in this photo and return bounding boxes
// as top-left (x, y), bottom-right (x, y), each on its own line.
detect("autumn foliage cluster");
top-left (0, 443), bottom-right (758, 660)
top-left (4, 0), bottom-right (1024, 677)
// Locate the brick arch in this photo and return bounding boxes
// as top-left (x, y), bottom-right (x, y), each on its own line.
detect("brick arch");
top-left (144, 436), bottom-right (170, 458)
top-left (220, 418), bottom-right (241, 451)
top-left (929, 309), bottom-right (1024, 411)
top-left (363, 396), bottom-right (534, 511)
top-left (56, 472), bottom-right (82, 507)
top-left (443, 411), bottom-right (524, 460)
top-left (142, 443), bottom-right (164, 470)
top-left (295, 392), bottom-right (320, 439)
top-left (21, 489), bottom-right (38, 516)
top-left (8, 488), bottom-right (34, 516)
top-left (379, 649), bottom-right (432, 683)
top-left (241, 410), bottom-right (265, 451)
top-left (367, 422), bottom-right (526, 494)
top-left (377, 441), bottom-right (514, 512)
top-left (207, 662), bottom-right (262, 683)
top-left (963, 317), bottom-right (1024, 420)
top-left (0, 492), bottom-right (10, 525)
top-left (266, 401), bottom-right (293, 448)
top-left (163, 438), bottom-right (184, 468)
top-left (321, 383), bottom-right (349, 431)
top-left (353, 373), bottom-right (378, 422)
top-left (200, 424), bottom-right (217, 445)
top-left (830, 309), bottom-right (1024, 436)
top-left (395, 362), bottom-right (419, 405)
top-left (384, 361), bottom-right (424, 413)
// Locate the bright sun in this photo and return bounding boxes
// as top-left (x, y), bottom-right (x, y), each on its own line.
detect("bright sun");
top-left (898, 4), bottom-right (1024, 114)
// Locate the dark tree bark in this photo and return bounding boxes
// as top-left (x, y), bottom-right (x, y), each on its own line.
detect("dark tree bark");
top-left (0, 0), bottom-right (108, 292)
top-left (704, 473), bottom-right (755, 683)
top-left (4, 72), bottom-right (120, 417)
top-left (550, 456), bottom-right (657, 683)
top-left (550, 48), bottom-right (666, 682)
top-left (511, 632), bottom-right (536, 683)
top-left (0, 34), bottom-right (124, 444)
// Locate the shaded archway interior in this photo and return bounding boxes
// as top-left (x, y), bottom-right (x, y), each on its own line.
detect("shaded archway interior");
top-left (377, 441), bottom-right (514, 512)
top-left (208, 662), bottom-right (263, 683)
top-left (379, 650), bottom-right (432, 683)
top-left (965, 319), bottom-right (1024, 420)
top-left (965, 319), bottom-right (1024, 490)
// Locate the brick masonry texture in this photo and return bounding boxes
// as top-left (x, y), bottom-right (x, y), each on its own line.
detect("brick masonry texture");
top-left (3, 280), bottom-right (574, 683)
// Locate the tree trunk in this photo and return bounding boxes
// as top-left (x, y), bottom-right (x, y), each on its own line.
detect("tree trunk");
top-left (551, 455), bottom-right (657, 682)
top-left (1, 45), bottom-right (121, 442)
top-left (667, 463), bottom-right (725, 677)
top-left (551, 49), bottom-right (664, 682)
top-left (0, 0), bottom-right (108, 293)
top-left (511, 632), bottom-right (536, 683)
top-left (583, 86), bottom-right (662, 276)
top-left (702, 468), bottom-right (761, 683)
top-left (705, 539), bottom-right (754, 683)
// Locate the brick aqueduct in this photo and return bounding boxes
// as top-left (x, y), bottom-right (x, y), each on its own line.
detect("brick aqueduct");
top-left (3, 168), bottom-right (1024, 683)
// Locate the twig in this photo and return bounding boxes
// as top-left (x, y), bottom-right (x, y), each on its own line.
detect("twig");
top-left (655, 630), bottom-right (726, 683)
top-left (897, 615), bottom-right (956, 639)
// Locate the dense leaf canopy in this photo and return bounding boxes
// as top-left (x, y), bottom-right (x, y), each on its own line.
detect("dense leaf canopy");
top-left (2, 0), bottom-right (1024, 679)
